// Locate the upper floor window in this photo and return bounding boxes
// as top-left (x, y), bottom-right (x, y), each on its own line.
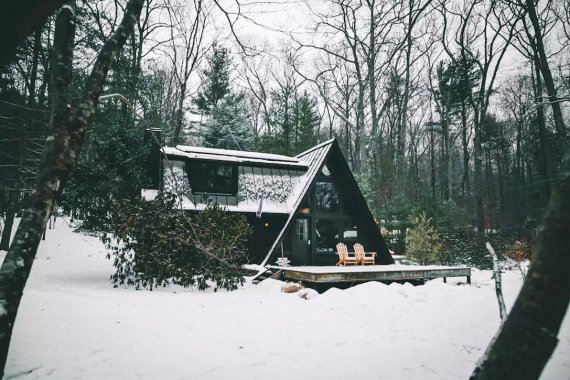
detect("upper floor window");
top-left (187, 161), bottom-right (238, 195)
top-left (315, 181), bottom-right (340, 213)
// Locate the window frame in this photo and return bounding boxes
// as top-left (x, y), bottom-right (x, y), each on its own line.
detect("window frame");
top-left (186, 160), bottom-right (238, 195)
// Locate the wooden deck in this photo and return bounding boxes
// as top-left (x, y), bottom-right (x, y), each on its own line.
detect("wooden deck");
top-left (269, 265), bottom-right (471, 284)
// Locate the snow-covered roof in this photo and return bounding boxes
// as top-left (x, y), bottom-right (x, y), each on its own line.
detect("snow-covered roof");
top-left (162, 160), bottom-right (308, 214)
top-left (176, 145), bottom-right (301, 163)
top-left (158, 141), bottom-right (336, 215)
top-left (163, 146), bottom-right (308, 169)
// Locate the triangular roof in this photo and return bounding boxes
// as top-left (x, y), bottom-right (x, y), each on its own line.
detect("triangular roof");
top-left (260, 139), bottom-right (393, 266)
top-left (258, 139), bottom-right (334, 266)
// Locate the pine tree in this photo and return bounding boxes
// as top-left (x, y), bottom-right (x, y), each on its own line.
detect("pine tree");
top-left (60, 117), bottom-right (151, 230)
top-left (194, 44), bottom-right (231, 113)
top-left (294, 93), bottom-right (320, 153)
top-left (193, 45), bottom-right (254, 150)
top-left (200, 94), bottom-right (254, 150)
top-left (406, 212), bottom-right (442, 265)
top-left (259, 90), bottom-right (320, 155)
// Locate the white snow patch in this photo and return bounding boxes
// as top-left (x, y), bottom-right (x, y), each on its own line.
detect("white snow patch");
top-left (0, 220), bottom-right (568, 380)
top-left (140, 189), bottom-right (158, 201)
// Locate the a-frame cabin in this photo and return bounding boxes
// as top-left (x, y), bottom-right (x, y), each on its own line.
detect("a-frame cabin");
top-left (144, 138), bottom-right (394, 267)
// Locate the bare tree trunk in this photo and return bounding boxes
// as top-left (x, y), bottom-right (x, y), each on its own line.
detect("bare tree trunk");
top-left (470, 152), bottom-right (570, 380)
top-left (474, 117), bottom-right (484, 231)
top-left (28, 27), bottom-right (43, 106)
top-left (0, 0), bottom-right (144, 376)
top-left (430, 127), bottom-right (436, 199)
top-left (532, 57), bottom-right (550, 198)
top-left (525, 0), bottom-right (567, 144)
top-left (461, 101), bottom-right (470, 196)
top-left (0, 192), bottom-right (16, 251)
top-left (397, 1), bottom-right (414, 181)
top-left (441, 117), bottom-right (450, 200)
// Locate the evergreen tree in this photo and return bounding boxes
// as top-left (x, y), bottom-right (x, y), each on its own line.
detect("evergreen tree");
top-left (194, 45), bottom-right (254, 150)
top-left (194, 44), bottom-right (231, 113)
top-left (294, 93), bottom-right (320, 153)
top-left (259, 90), bottom-right (320, 155)
top-left (406, 212), bottom-right (442, 265)
top-left (200, 94), bottom-right (254, 150)
top-left (60, 109), bottom-right (151, 230)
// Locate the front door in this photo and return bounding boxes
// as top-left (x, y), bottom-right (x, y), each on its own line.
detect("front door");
top-left (291, 217), bottom-right (311, 265)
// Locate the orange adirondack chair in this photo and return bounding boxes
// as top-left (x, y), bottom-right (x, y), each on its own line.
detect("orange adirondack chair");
top-left (336, 243), bottom-right (358, 266)
top-left (354, 243), bottom-right (376, 265)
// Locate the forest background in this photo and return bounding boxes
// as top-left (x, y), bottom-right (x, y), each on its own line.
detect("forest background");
top-left (1, 0), bottom-right (569, 255)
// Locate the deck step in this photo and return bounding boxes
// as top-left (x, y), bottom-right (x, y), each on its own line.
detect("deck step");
top-left (252, 268), bottom-right (283, 284)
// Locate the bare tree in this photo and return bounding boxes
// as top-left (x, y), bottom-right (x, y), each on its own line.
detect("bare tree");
top-left (438, 0), bottom-right (520, 231)
top-left (164, 0), bottom-right (210, 144)
top-left (518, 0), bottom-right (567, 144)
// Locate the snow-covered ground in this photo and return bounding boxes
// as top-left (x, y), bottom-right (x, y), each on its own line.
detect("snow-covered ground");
top-left (2, 220), bottom-right (569, 380)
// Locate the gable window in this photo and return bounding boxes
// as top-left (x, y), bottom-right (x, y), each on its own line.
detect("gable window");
top-left (315, 181), bottom-right (340, 213)
top-left (187, 161), bottom-right (238, 195)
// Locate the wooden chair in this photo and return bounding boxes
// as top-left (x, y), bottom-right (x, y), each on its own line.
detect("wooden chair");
top-left (336, 243), bottom-right (358, 266)
top-left (354, 243), bottom-right (376, 265)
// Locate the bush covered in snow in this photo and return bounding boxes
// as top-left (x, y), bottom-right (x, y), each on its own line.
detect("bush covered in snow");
top-left (102, 194), bottom-right (252, 291)
top-left (438, 230), bottom-right (534, 270)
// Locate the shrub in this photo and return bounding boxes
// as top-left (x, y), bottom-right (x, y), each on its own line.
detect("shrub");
top-left (406, 213), bottom-right (442, 265)
top-left (102, 194), bottom-right (253, 291)
top-left (438, 230), bottom-right (491, 269)
top-left (438, 230), bottom-right (534, 270)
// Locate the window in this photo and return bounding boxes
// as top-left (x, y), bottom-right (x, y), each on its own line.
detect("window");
top-left (315, 181), bottom-right (340, 213)
top-left (296, 219), bottom-right (309, 241)
top-left (341, 222), bottom-right (358, 244)
top-left (187, 161), bottom-right (238, 195)
top-left (315, 219), bottom-right (340, 254)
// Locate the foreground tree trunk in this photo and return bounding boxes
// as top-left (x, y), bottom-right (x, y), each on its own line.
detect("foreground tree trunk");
top-left (470, 151), bottom-right (570, 379)
top-left (0, 0), bottom-right (144, 376)
top-left (0, 207), bottom-right (15, 251)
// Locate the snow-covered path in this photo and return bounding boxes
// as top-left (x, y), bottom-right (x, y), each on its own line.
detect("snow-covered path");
top-left (3, 220), bottom-right (569, 379)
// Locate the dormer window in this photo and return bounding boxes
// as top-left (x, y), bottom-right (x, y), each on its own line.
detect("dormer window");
top-left (187, 161), bottom-right (238, 195)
